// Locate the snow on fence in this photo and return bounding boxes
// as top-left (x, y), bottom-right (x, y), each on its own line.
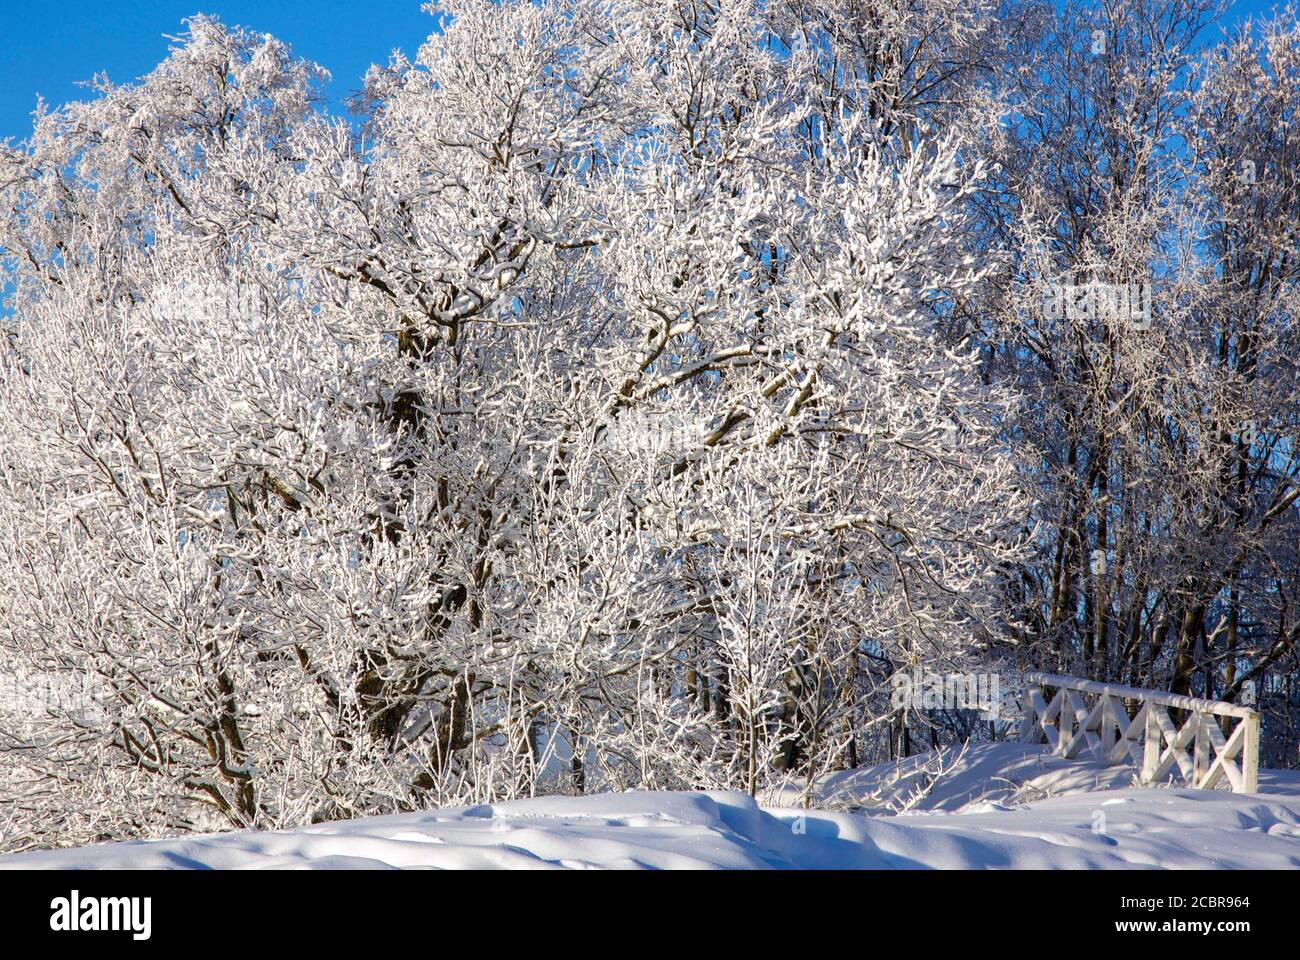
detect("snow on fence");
top-left (1019, 672), bottom-right (1260, 793)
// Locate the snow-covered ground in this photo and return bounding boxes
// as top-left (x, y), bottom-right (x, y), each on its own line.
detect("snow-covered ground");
top-left (3, 744), bottom-right (1298, 869)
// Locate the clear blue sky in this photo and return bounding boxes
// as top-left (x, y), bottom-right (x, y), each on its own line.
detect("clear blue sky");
top-left (0, 0), bottom-right (1289, 143)
top-left (0, 1), bottom-right (440, 142)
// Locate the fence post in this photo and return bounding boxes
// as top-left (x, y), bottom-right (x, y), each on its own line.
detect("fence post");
top-left (1141, 705), bottom-right (1161, 784)
top-left (1019, 682), bottom-right (1041, 743)
top-left (1242, 711), bottom-right (1260, 794)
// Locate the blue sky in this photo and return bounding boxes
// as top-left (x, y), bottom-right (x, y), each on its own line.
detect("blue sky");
top-left (0, 0), bottom-right (1289, 143)
top-left (0, 1), bottom-right (439, 142)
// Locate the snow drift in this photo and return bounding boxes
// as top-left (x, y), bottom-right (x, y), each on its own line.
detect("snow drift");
top-left (4, 744), bottom-right (1298, 869)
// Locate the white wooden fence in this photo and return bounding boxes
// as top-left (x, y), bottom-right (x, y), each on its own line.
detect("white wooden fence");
top-left (1019, 672), bottom-right (1260, 793)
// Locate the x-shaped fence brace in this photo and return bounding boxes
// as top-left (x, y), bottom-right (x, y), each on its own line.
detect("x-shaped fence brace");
top-left (1019, 672), bottom-right (1260, 793)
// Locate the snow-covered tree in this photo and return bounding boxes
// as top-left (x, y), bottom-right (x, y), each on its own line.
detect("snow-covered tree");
top-left (977, 0), bottom-right (1300, 743)
top-left (0, 1), bottom-right (1030, 847)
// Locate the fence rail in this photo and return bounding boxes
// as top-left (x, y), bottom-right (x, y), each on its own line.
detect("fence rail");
top-left (1019, 672), bottom-right (1260, 793)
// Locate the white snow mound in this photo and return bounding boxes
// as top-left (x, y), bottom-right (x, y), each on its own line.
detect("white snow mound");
top-left (3, 744), bottom-right (1298, 869)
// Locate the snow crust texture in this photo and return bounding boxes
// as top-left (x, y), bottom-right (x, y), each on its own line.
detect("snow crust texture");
top-left (4, 745), bottom-right (1298, 869)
